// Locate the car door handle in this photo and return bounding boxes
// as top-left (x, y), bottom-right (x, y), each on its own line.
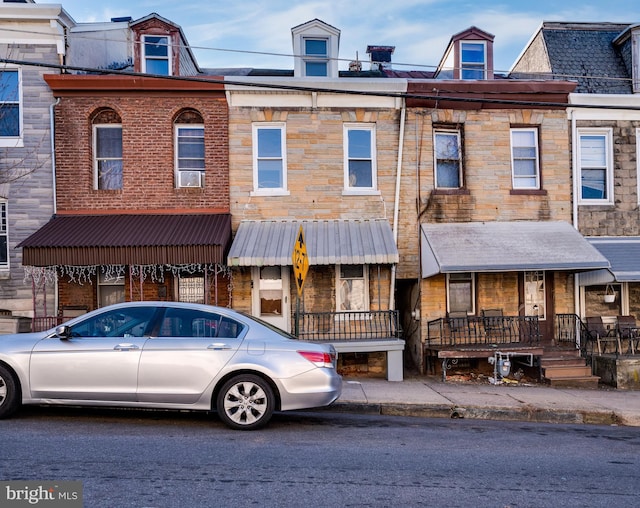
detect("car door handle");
top-left (207, 343), bottom-right (232, 350)
top-left (114, 343), bottom-right (140, 351)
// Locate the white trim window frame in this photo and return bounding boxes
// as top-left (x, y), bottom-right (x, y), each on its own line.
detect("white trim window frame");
top-left (0, 201), bottom-right (8, 270)
top-left (510, 127), bottom-right (540, 190)
top-left (336, 264), bottom-right (370, 313)
top-left (343, 123), bottom-right (378, 194)
top-left (251, 123), bottom-right (288, 196)
top-left (460, 41), bottom-right (486, 80)
top-left (175, 123), bottom-right (205, 188)
top-left (93, 124), bottom-right (123, 190)
top-left (446, 272), bottom-right (475, 315)
top-left (303, 37), bottom-right (329, 77)
top-left (434, 129), bottom-right (462, 188)
top-left (0, 67), bottom-right (22, 147)
top-left (577, 128), bottom-right (614, 204)
top-left (142, 35), bottom-right (171, 76)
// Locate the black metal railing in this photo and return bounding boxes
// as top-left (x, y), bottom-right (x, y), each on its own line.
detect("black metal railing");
top-left (426, 315), bottom-right (541, 347)
top-left (294, 310), bottom-right (401, 342)
top-left (31, 316), bottom-right (64, 332)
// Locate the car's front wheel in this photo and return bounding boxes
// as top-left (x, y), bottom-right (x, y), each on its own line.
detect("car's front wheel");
top-left (0, 364), bottom-right (19, 419)
top-left (216, 375), bottom-right (275, 430)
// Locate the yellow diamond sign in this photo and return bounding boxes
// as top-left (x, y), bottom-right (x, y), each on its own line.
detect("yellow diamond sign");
top-left (292, 225), bottom-right (309, 296)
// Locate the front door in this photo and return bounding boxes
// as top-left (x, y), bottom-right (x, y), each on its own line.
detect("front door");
top-left (520, 271), bottom-right (554, 343)
top-left (252, 266), bottom-right (290, 332)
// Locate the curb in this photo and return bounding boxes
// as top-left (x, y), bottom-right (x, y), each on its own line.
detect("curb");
top-left (325, 401), bottom-right (628, 426)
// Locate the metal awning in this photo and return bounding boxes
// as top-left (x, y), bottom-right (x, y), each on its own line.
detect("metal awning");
top-left (421, 221), bottom-right (610, 278)
top-left (227, 219), bottom-right (399, 266)
top-left (578, 237), bottom-right (640, 284)
top-left (18, 213), bottom-right (232, 266)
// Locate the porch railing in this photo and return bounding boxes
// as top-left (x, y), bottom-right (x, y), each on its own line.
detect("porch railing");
top-left (426, 315), bottom-right (541, 347)
top-left (294, 310), bottom-right (401, 342)
top-left (31, 316), bottom-right (65, 333)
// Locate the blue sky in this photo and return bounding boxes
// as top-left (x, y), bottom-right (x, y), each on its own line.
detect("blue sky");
top-left (57, 0), bottom-right (640, 73)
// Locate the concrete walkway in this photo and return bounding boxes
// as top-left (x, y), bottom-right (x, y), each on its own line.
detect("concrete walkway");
top-left (327, 377), bottom-right (640, 427)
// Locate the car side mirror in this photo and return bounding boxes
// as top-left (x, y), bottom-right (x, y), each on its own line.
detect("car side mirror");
top-left (55, 325), bottom-right (71, 340)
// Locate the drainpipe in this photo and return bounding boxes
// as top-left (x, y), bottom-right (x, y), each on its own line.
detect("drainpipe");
top-left (390, 103), bottom-right (406, 310)
top-left (50, 97), bottom-right (60, 314)
top-left (570, 108), bottom-right (581, 318)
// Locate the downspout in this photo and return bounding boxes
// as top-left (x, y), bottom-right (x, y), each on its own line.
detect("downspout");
top-left (50, 97), bottom-right (60, 315)
top-left (571, 108), bottom-right (581, 318)
top-left (390, 103), bottom-right (406, 310)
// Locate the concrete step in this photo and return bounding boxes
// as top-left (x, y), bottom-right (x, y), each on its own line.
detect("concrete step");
top-left (543, 365), bottom-right (593, 378)
top-left (547, 376), bottom-right (600, 389)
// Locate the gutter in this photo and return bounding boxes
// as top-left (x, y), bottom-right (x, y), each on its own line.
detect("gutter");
top-left (390, 104), bottom-right (406, 310)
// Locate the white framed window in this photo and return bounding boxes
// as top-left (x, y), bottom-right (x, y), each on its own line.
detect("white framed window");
top-left (0, 201), bottom-right (7, 269)
top-left (252, 123), bottom-right (288, 195)
top-left (93, 124), bottom-right (123, 190)
top-left (0, 68), bottom-right (22, 147)
top-left (142, 35), bottom-right (171, 75)
top-left (337, 265), bottom-right (369, 312)
top-left (344, 124), bottom-right (377, 193)
top-left (447, 273), bottom-right (475, 314)
top-left (460, 41), bottom-right (486, 79)
top-left (577, 128), bottom-right (613, 204)
top-left (175, 124), bottom-right (205, 188)
top-left (98, 272), bottom-right (125, 308)
top-left (303, 38), bottom-right (329, 77)
top-left (511, 128), bottom-right (540, 189)
top-left (434, 129), bottom-right (462, 188)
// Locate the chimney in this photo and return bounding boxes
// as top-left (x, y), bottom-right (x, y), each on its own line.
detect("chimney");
top-left (366, 45), bottom-right (395, 71)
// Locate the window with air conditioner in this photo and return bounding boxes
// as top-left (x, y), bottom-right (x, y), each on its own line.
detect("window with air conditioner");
top-left (175, 124), bottom-right (205, 188)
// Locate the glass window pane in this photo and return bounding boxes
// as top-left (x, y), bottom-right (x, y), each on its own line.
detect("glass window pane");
top-left (513, 159), bottom-right (536, 176)
top-left (145, 36), bottom-right (168, 57)
top-left (580, 135), bottom-right (606, 167)
top-left (257, 160), bottom-right (283, 188)
top-left (257, 128), bottom-right (281, 157)
top-left (461, 43), bottom-right (484, 63)
top-left (98, 160), bottom-right (123, 190)
top-left (512, 130), bottom-right (535, 146)
top-left (96, 128), bottom-right (122, 158)
top-left (305, 39), bottom-right (327, 56)
top-left (0, 71), bottom-right (19, 102)
top-left (145, 59), bottom-right (169, 75)
top-left (348, 130), bottom-right (371, 158)
top-left (0, 104), bottom-right (19, 136)
top-left (435, 133), bottom-right (459, 159)
top-left (436, 161), bottom-right (460, 187)
top-left (581, 169), bottom-right (607, 199)
top-left (305, 61), bottom-right (327, 76)
top-left (348, 160), bottom-right (373, 187)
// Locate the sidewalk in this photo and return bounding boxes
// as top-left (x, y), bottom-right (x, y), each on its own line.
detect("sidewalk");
top-left (327, 376), bottom-right (640, 427)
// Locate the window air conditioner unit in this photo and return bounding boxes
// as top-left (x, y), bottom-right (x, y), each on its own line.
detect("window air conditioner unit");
top-left (179, 171), bottom-right (203, 188)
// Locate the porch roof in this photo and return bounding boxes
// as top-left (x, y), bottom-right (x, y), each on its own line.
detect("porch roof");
top-left (227, 219), bottom-right (399, 266)
top-left (420, 221), bottom-right (610, 278)
top-left (18, 213), bottom-right (231, 266)
top-left (579, 237), bottom-right (640, 284)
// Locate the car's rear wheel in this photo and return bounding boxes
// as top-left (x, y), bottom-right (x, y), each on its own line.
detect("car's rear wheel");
top-left (216, 374), bottom-right (275, 430)
top-left (0, 364), bottom-right (19, 419)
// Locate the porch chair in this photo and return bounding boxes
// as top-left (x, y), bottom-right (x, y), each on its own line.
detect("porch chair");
top-left (481, 309), bottom-right (510, 343)
top-left (447, 311), bottom-right (474, 344)
top-left (585, 316), bottom-right (621, 355)
top-left (616, 315), bottom-right (639, 355)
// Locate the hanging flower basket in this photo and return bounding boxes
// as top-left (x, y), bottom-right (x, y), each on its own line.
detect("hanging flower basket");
top-left (604, 284), bottom-right (616, 303)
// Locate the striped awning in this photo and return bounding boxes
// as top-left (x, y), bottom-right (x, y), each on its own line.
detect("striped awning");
top-left (227, 219), bottom-right (398, 266)
top-left (421, 221), bottom-right (610, 277)
top-left (18, 213), bottom-right (231, 266)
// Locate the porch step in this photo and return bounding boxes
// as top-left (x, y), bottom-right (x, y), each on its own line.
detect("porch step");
top-left (540, 349), bottom-right (600, 388)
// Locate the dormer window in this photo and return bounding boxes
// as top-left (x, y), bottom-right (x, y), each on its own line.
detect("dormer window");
top-left (292, 19), bottom-right (340, 78)
top-left (142, 35), bottom-right (171, 75)
top-left (303, 38), bottom-right (329, 76)
top-left (460, 41), bottom-right (486, 79)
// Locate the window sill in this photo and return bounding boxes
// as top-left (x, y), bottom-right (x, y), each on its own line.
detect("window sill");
top-left (0, 138), bottom-right (23, 148)
top-left (431, 188), bottom-right (470, 195)
top-left (250, 190), bottom-right (291, 197)
top-left (342, 189), bottom-right (381, 196)
top-left (510, 189), bottom-right (547, 196)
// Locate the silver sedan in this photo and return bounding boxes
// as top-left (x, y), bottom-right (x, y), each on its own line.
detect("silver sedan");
top-left (0, 302), bottom-right (342, 430)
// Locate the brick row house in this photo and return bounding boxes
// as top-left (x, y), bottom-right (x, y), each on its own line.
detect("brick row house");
top-left (0, 0), bottom-right (73, 332)
top-left (18, 13), bottom-right (232, 322)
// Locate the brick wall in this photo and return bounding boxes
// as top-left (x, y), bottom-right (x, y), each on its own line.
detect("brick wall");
top-left (54, 94), bottom-right (229, 212)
